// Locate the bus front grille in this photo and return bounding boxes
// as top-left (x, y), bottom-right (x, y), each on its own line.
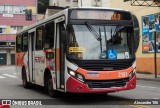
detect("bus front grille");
top-left (79, 59), bottom-right (135, 71)
top-left (85, 78), bottom-right (129, 88)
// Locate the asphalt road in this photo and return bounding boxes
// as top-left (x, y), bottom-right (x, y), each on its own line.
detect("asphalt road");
top-left (0, 66), bottom-right (160, 108)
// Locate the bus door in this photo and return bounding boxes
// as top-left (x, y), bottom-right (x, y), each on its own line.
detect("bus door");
top-left (34, 26), bottom-right (45, 85)
top-left (28, 31), bottom-right (36, 82)
top-left (55, 16), bottom-right (65, 90)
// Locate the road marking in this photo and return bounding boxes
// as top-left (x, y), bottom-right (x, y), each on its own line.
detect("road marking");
top-left (129, 105), bottom-right (151, 108)
top-left (153, 98), bottom-right (159, 99)
top-left (3, 74), bottom-right (17, 78)
top-left (137, 85), bottom-right (160, 89)
top-left (0, 76), bottom-right (5, 78)
top-left (13, 73), bottom-right (16, 75)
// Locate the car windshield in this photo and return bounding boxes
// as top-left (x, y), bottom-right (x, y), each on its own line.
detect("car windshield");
top-left (67, 24), bottom-right (133, 60)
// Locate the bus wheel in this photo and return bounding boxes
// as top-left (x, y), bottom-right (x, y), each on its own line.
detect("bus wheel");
top-left (22, 68), bottom-right (30, 88)
top-left (47, 76), bottom-right (60, 98)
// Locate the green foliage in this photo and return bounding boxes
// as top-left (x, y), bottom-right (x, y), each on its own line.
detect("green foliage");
top-left (38, 0), bottom-right (49, 7)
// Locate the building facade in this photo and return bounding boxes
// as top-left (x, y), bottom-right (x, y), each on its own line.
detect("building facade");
top-left (0, 0), bottom-right (37, 65)
top-left (49, 0), bottom-right (160, 74)
top-left (49, 0), bottom-right (110, 7)
top-left (109, 0), bottom-right (160, 74)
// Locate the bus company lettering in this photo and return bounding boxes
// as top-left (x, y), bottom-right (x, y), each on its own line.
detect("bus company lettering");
top-left (87, 72), bottom-right (99, 77)
top-left (118, 72), bottom-right (128, 78)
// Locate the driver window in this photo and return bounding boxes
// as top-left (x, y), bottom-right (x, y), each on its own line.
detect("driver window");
top-left (68, 27), bottom-right (83, 59)
top-left (68, 29), bottom-right (78, 47)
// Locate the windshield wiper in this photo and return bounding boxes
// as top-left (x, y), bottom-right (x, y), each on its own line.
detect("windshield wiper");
top-left (99, 27), bottom-right (102, 53)
top-left (104, 26), bottom-right (107, 53)
top-left (85, 22), bottom-right (101, 41)
top-left (113, 24), bottom-right (121, 36)
top-left (111, 24), bottom-right (122, 46)
top-left (111, 28), bottom-right (113, 50)
top-left (85, 22), bottom-right (102, 53)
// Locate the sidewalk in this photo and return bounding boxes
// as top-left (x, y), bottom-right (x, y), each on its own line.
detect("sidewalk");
top-left (136, 73), bottom-right (160, 82)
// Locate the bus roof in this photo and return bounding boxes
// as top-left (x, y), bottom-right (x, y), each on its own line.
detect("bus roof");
top-left (69, 7), bottom-right (129, 12)
top-left (16, 7), bottom-right (130, 35)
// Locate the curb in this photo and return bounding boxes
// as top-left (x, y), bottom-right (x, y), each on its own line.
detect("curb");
top-left (137, 77), bottom-right (160, 82)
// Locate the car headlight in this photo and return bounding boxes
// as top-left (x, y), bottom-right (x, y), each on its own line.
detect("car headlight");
top-left (129, 68), bottom-right (136, 80)
top-left (68, 69), bottom-right (85, 82)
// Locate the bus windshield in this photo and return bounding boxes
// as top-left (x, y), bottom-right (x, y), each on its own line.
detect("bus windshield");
top-left (67, 24), bottom-right (134, 60)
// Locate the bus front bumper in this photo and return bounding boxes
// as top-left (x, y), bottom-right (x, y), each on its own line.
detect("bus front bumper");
top-left (66, 75), bottom-right (136, 93)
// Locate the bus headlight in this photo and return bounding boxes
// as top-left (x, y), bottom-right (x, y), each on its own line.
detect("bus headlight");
top-left (129, 69), bottom-right (136, 80)
top-left (68, 69), bottom-right (85, 82)
top-left (69, 70), bottom-right (76, 76)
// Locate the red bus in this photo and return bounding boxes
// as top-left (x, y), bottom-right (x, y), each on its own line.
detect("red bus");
top-left (15, 7), bottom-right (138, 97)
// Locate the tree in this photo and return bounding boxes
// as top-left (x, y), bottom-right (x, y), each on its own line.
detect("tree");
top-left (38, 0), bottom-right (49, 7)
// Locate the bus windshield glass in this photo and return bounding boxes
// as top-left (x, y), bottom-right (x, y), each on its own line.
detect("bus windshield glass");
top-left (67, 24), bottom-right (133, 60)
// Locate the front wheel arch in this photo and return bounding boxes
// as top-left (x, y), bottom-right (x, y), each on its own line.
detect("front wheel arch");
top-left (22, 66), bottom-right (30, 88)
top-left (43, 68), bottom-right (60, 98)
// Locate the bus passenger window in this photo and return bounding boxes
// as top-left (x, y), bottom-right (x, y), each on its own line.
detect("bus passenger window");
top-left (36, 26), bottom-right (44, 50)
top-left (22, 32), bottom-right (28, 52)
top-left (44, 22), bottom-right (54, 49)
top-left (16, 35), bottom-right (22, 52)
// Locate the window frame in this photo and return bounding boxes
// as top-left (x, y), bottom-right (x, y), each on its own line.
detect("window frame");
top-left (0, 5), bottom-right (26, 14)
top-left (16, 34), bottom-right (22, 53)
top-left (10, 26), bottom-right (23, 34)
top-left (36, 26), bottom-right (44, 50)
top-left (132, 14), bottom-right (140, 53)
top-left (0, 27), bottom-right (6, 34)
top-left (22, 32), bottom-right (28, 52)
top-left (0, 5), bottom-right (4, 13)
top-left (44, 21), bottom-right (55, 49)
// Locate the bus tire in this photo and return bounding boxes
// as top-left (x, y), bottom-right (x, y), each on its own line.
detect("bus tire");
top-left (22, 68), bottom-right (30, 88)
top-left (47, 75), bottom-right (60, 98)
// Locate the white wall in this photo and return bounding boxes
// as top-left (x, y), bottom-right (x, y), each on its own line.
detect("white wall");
top-left (49, 0), bottom-right (57, 6)
top-left (102, 0), bottom-right (110, 7)
top-left (78, 0), bottom-right (92, 7)
top-left (49, 0), bottom-right (78, 7)
top-left (49, 0), bottom-right (115, 8)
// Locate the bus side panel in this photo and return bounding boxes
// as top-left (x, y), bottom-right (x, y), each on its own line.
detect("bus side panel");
top-left (15, 65), bottom-right (22, 80)
top-left (44, 49), bottom-right (56, 89)
top-left (15, 52), bottom-right (27, 80)
top-left (34, 50), bottom-right (46, 86)
top-left (15, 52), bottom-right (26, 67)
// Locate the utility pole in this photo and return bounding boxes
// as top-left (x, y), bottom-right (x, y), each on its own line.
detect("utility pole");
top-left (95, 0), bottom-right (98, 7)
top-left (154, 31), bottom-right (157, 78)
top-left (81, 0), bottom-right (82, 7)
top-left (36, 0), bottom-right (37, 22)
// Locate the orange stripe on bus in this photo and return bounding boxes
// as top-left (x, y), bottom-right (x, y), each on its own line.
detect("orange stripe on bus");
top-left (55, 48), bottom-right (60, 71)
top-left (16, 52), bottom-right (26, 67)
top-left (77, 66), bottom-right (134, 80)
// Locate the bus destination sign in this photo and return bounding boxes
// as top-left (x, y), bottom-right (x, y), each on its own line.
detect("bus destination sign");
top-left (70, 10), bottom-right (131, 20)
